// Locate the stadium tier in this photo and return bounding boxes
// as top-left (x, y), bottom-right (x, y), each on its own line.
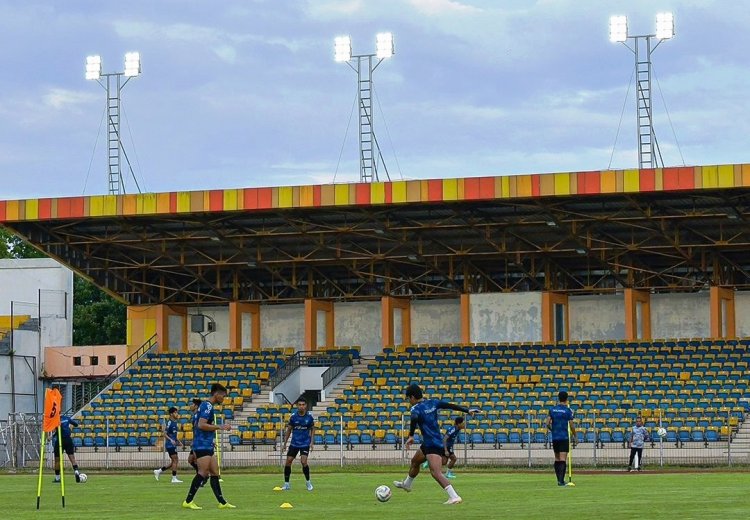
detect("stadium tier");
top-left (71, 347), bottom-right (360, 449)
top-left (71, 339), bottom-right (749, 451)
top-left (253, 339), bottom-right (750, 449)
top-left (72, 349), bottom-right (290, 449)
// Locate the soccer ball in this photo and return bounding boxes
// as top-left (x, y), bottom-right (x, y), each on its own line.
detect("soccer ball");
top-left (375, 485), bottom-right (391, 502)
top-left (78, 473), bottom-right (88, 483)
top-left (657, 427), bottom-right (667, 438)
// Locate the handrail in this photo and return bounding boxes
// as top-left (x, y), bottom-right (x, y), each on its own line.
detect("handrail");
top-left (268, 352), bottom-right (303, 389)
top-left (322, 354), bottom-right (352, 388)
top-left (268, 351), bottom-right (352, 389)
top-left (66, 334), bottom-right (158, 416)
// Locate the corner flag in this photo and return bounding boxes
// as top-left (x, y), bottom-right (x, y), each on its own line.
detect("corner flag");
top-left (43, 388), bottom-right (62, 432)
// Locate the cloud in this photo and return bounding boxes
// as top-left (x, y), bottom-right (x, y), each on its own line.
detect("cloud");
top-left (409, 0), bottom-right (481, 15)
top-left (42, 89), bottom-right (98, 110)
top-left (112, 20), bottom-right (308, 62)
top-left (304, 0), bottom-right (364, 18)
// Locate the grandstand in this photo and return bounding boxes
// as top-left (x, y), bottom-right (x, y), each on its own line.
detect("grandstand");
top-left (1, 163), bottom-right (749, 469)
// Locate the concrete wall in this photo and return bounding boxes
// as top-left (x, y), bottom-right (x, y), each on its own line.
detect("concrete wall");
top-left (736, 291), bottom-right (750, 337)
top-left (187, 308), bottom-right (229, 350)
top-left (44, 345), bottom-right (129, 378)
top-left (334, 301), bottom-right (381, 355)
top-left (0, 259), bottom-right (73, 418)
top-left (270, 366), bottom-right (328, 405)
top-left (1, 330), bottom-right (42, 418)
top-left (651, 292), bottom-right (710, 339)
top-left (569, 294), bottom-right (625, 341)
top-left (470, 292), bottom-right (542, 343)
top-left (412, 299), bottom-right (460, 344)
top-left (261, 304), bottom-right (305, 349)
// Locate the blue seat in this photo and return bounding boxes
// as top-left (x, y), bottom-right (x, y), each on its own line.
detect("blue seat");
top-left (73, 438), bottom-right (83, 448)
top-left (229, 435), bottom-right (241, 446)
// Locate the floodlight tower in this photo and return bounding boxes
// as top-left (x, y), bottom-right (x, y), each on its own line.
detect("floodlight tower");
top-left (609, 13), bottom-right (675, 169)
top-left (334, 33), bottom-right (394, 183)
top-left (85, 53), bottom-right (141, 195)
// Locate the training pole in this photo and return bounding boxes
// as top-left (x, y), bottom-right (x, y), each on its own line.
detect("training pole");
top-left (567, 424), bottom-right (573, 483)
top-left (58, 425), bottom-right (65, 507)
top-left (36, 430), bottom-right (46, 509)
top-left (216, 417), bottom-right (222, 476)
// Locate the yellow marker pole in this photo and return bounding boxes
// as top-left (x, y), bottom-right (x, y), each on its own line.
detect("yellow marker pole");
top-left (36, 430), bottom-right (46, 509)
top-left (567, 424), bottom-right (573, 484)
top-left (57, 426), bottom-right (65, 507)
top-left (216, 417), bottom-right (223, 480)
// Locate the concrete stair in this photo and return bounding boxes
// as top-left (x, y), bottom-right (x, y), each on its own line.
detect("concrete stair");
top-left (233, 383), bottom-right (274, 422)
top-left (727, 415), bottom-right (750, 459)
top-left (231, 356), bottom-right (376, 424)
top-left (311, 356), bottom-right (377, 417)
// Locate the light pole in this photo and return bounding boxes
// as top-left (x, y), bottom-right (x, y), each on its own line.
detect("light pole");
top-left (334, 33), bottom-right (394, 183)
top-left (85, 53), bottom-right (141, 195)
top-left (610, 13), bottom-right (674, 169)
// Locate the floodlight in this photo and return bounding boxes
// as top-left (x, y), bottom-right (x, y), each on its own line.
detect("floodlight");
top-left (334, 36), bottom-right (352, 62)
top-left (85, 55), bottom-right (102, 80)
top-left (376, 32), bottom-right (394, 59)
top-left (609, 15), bottom-right (628, 43)
top-left (655, 12), bottom-right (674, 40)
top-left (124, 52), bottom-right (141, 77)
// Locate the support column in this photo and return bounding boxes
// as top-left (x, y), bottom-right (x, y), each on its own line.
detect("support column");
top-left (155, 305), bottom-right (187, 354)
top-left (624, 289), bottom-right (652, 340)
top-left (127, 305), bottom-right (157, 355)
top-left (304, 299), bottom-right (334, 352)
top-left (710, 287), bottom-right (736, 338)
top-left (542, 292), bottom-right (569, 343)
top-left (381, 296), bottom-right (411, 348)
top-left (229, 302), bottom-right (260, 352)
top-left (460, 294), bottom-right (471, 345)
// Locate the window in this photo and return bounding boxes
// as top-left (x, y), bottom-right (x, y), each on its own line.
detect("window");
top-left (107, 355), bottom-right (117, 366)
top-left (90, 356), bottom-right (99, 366)
top-left (73, 356), bottom-right (81, 366)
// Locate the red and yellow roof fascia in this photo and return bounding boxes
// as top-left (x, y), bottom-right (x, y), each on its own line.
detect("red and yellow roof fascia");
top-left (1, 164), bottom-right (749, 223)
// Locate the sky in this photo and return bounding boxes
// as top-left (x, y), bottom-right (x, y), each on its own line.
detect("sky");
top-left (0, 0), bottom-right (748, 198)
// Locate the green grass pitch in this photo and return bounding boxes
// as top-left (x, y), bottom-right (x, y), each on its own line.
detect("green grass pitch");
top-left (4, 470), bottom-right (750, 519)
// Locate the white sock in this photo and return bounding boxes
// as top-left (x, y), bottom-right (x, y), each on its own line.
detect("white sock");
top-left (444, 484), bottom-right (459, 500)
top-left (404, 476), bottom-right (414, 487)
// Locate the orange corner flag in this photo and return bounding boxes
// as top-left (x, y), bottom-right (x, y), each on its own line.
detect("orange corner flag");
top-left (43, 388), bottom-right (62, 433)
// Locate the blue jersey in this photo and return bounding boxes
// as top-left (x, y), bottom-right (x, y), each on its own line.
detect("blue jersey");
top-left (165, 419), bottom-right (179, 449)
top-left (445, 425), bottom-right (459, 450)
top-left (54, 416), bottom-right (78, 441)
top-left (192, 401), bottom-right (216, 451)
top-left (288, 412), bottom-right (314, 448)
top-left (549, 404), bottom-right (574, 441)
top-left (411, 399), bottom-right (460, 449)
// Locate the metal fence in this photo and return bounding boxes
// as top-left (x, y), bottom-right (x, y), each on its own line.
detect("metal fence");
top-left (4, 410), bottom-right (748, 471)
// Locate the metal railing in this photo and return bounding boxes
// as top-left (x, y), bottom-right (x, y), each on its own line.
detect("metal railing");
top-left (269, 351), bottom-right (351, 389)
top-left (322, 354), bottom-right (353, 388)
top-left (64, 334), bottom-right (158, 416)
top-left (4, 408), bottom-right (746, 471)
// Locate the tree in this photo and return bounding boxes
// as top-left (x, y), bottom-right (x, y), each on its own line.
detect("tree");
top-left (1, 227), bottom-right (126, 345)
top-left (0, 229), bottom-right (45, 259)
top-left (72, 276), bottom-right (127, 346)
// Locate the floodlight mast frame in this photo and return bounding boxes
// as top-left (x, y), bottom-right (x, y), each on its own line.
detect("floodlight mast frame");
top-left (341, 51), bottom-right (391, 183)
top-left (614, 21), bottom-right (672, 169)
top-left (88, 62), bottom-right (138, 195)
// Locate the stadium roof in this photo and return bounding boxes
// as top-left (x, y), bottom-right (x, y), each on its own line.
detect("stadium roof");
top-left (1, 164), bottom-right (749, 305)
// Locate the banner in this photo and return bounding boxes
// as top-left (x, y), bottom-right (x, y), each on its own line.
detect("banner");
top-left (43, 388), bottom-right (62, 433)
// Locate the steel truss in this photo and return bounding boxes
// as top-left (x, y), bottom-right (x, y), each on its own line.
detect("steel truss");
top-left (7, 189), bottom-right (750, 304)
